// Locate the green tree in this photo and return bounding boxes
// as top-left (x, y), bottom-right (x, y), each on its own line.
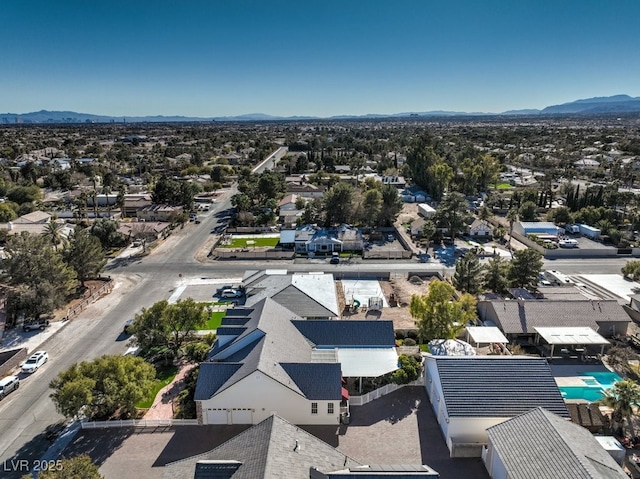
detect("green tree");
top-left (508, 248), bottom-right (544, 290)
top-left (421, 220), bottom-right (437, 244)
top-left (90, 219), bottom-right (126, 249)
top-left (599, 379), bottom-right (640, 435)
top-left (49, 355), bottom-right (156, 420)
top-left (427, 161), bottom-right (454, 201)
top-left (390, 355), bottom-right (422, 385)
top-left (184, 341), bottom-right (211, 363)
top-left (164, 298), bottom-right (209, 356)
top-left (231, 193), bottom-right (251, 212)
top-left (409, 280), bottom-right (477, 343)
top-left (453, 252), bottom-right (483, 294)
top-left (434, 192), bottom-right (468, 240)
top-left (323, 182), bottom-right (355, 225)
top-left (132, 299), bottom-right (208, 357)
top-left (506, 208), bottom-right (519, 250)
top-left (547, 206), bottom-right (572, 225)
top-left (622, 260), bottom-right (640, 281)
top-left (518, 200), bottom-right (537, 222)
top-left (379, 184), bottom-right (403, 226)
top-left (0, 202), bottom-right (17, 222)
top-left (7, 185), bottom-right (41, 204)
top-left (35, 455), bottom-right (103, 479)
top-left (65, 227), bottom-right (107, 287)
top-left (360, 189), bottom-right (383, 226)
top-left (43, 217), bottom-right (65, 249)
top-left (483, 255), bottom-right (510, 294)
top-left (4, 232), bottom-right (77, 319)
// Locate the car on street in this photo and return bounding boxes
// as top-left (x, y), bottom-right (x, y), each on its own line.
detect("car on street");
top-left (123, 319), bottom-right (134, 334)
top-left (21, 351), bottom-right (48, 374)
top-left (0, 375), bottom-right (19, 400)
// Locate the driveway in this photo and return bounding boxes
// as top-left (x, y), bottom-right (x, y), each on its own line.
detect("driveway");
top-left (336, 387), bottom-right (488, 478)
top-left (57, 388), bottom-right (487, 479)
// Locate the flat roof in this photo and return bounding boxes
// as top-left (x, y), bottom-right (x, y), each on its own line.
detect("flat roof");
top-left (466, 326), bottom-right (509, 344)
top-left (534, 326), bottom-right (609, 345)
top-left (336, 348), bottom-right (398, 377)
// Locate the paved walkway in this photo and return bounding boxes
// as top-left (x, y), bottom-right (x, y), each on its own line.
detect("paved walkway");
top-left (143, 362), bottom-right (196, 420)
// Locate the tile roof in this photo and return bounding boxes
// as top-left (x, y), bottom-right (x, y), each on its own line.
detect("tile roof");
top-left (195, 363), bottom-right (243, 401)
top-left (293, 320), bottom-right (396, 347)
top-left (200, 299), bottom-right (338, 401)
top-left (432, 356), bottom-right (568, 418)
top-left (280, 363), bottom-right (342, 400)
top-left (486, 407), bottom-right (627, 479)
top-left (487, 300), bottom-right (630, 335)
top-left (162, 414), bottom-right (361, 479)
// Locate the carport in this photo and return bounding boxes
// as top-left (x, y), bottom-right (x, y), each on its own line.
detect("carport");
top-left (534, 326), bottom-right (609, 358)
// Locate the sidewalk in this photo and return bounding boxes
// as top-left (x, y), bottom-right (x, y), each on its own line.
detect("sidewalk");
top-left (0, 320), bottom-right (67, 354)
top-left (143, 362), bottom-right (196, 420)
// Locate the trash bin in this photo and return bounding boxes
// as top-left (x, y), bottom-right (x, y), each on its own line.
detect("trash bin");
top-left (342, 412), bottom-right (350, 425)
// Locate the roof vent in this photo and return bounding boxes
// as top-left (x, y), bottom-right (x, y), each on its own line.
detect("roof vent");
top-left (294, 440), bottom-right (300, 452)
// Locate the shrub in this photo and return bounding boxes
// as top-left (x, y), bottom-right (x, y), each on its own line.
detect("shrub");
top-left (406, 329), bottom-right (419, 340)
top-left (395, 329), bottom-right (407, 340)
top-left (403, 338), bottom-right (417, 346)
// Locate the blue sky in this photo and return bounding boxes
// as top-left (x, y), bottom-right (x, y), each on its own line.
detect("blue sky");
top-left (2, 0), bottom-right (639, 117)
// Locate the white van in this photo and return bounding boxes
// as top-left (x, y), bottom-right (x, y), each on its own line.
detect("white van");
top-left (559, 239), bottom-right (579, 248)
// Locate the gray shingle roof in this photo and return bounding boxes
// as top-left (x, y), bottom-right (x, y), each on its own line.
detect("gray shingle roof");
top-left (280, 363), bottom-right (342, 400)
top-left (433, 357), bottom-right (568, 418)
top-left (195, 363), bottom-right (243, 401)
top-left (486, 407), bottom-right (627, 479)
top-left (293, 320), bottom-right (395, 347)
top-left (162, 415), bottom-right (361, 479)
top-left (488, 300), bottom-right (630, 335)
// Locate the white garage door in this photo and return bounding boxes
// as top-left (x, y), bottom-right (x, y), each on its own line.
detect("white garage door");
top-left (230, 408), bottom-right (253, 424)
top-left (206, 408), bottom-right (228, 424)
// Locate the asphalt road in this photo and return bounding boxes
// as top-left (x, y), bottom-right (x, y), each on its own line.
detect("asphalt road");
top-left (0, 180), bottom-right (633, 474)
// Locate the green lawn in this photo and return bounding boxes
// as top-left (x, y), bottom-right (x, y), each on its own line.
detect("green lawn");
top-left (219, 237), bottom-right (280, 248)
top-left (197, 311), bottom-right (226, 330)
top-left (495, 183), bottom-right (513, 189)
top-left (136, 364), bottom-right (179, 409)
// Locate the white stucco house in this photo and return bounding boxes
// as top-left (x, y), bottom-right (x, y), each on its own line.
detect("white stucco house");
top-left (195, 298), bottom-right (397, 426)
top-left (423, 355), bottom-right (568, 458)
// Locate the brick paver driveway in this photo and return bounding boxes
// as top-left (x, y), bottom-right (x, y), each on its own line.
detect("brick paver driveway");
top-left (337, 386), bottom-right (488, 479)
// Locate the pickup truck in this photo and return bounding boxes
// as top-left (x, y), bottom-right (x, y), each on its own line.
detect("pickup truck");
top-left (23, 318), bottom-right (50, 332)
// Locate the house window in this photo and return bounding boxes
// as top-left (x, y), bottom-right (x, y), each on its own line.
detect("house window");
top-left (311, 402), bottom-right (318, 414)
top-left (327, 403), bottom-right (334, 414)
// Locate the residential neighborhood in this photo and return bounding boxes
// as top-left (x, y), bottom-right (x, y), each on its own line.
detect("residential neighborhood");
top-left (3, 117), bottom-right (640, 478)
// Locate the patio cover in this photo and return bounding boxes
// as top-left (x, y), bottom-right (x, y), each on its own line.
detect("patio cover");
top-left (336, 348), bottom-right (399, 377)
top-left (466, 326), bottom-right (509, 346)
top-left (534, 326), bottom-right (609, 357)
top-left (534, 327), bottom-right (609, 346)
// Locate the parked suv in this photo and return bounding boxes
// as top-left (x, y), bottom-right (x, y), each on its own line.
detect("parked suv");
top-left (0, 375), bottom-right (19, 400)
top-left (23, 318), bottom-right (50, 332)
top-left (21, 351), bottom-right (48, 374)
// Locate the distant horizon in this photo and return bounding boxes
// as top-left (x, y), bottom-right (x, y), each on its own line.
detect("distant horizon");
top-left (3, 1), bottom-right (640, 117)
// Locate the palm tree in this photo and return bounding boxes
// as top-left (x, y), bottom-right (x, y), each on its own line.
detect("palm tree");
top-left (506, 208), bottom-right (519, 251)
top-left (600, 379), bottom-right (640, 436)
top-left (43, 218), bottom-right (64, 250)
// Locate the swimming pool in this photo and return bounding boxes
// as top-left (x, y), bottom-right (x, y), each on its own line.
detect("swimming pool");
top-left (558, 371), bottom-right (622, 402)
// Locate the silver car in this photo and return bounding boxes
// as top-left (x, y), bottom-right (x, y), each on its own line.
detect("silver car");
top-left (21, 351), bottom-right (49, 374)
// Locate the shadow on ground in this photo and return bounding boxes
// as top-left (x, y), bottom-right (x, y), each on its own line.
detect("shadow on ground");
top-left (1, 422), bottom-right (71, 479)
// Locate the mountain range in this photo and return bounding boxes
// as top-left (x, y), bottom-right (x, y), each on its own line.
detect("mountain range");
top-left (2, 95), bottom-right (640, 124)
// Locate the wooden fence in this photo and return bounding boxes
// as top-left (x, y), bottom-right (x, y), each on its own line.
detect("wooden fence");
top-left (66, 279), bottom-right (114, 320)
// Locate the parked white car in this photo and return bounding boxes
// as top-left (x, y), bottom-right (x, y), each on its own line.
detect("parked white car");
top-left (21, 351), bottom-right (48, 374)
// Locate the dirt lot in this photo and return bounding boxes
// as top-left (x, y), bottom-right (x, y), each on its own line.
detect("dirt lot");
top-left (338, 276), bottom-right (436, 330)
